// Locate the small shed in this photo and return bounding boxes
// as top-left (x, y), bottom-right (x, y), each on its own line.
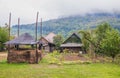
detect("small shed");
top-left (60, 33), bottom-right (83, 53)
top-left (39, 32), bottom-right (56, 52)
top-left (5, 33), bottom-right (41, 64)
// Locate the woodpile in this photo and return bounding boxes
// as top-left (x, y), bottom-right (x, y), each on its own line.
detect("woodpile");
top-left (7, 50), bottom-right (42, 64)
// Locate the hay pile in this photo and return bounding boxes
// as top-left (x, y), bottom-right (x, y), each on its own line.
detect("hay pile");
top-left (7, 50), bottom-right (42, 64)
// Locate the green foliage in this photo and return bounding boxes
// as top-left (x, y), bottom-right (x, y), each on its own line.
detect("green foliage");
top-left (79, 29), bottom-right (98, 58)
top-left (79, 30), bottom-right (91, 52)
top-left (80, 22), bottom-right (120, 62)
top-left (114, 54), bottom-right (120, 64)
top-left (63, 49), bottom-right (70, 53)
top-left (79, 22), bottom-right (120, 60)
top-left (0, 27), bottom-right (9, 51)
top-left (53, 34), bottom-right (64, 49)
top-left (96, 23), bottom-right (111, 39)
top-left (40, 50), bottom-right (62, 64)
top-left (93, 23), bottom-right (112, 53)
top-left (41, 51), bottom-right (92, 65)
top-left (100, 29), bottom-right (120, 61)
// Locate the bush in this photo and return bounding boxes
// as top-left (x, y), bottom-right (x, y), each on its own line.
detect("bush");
top-left (40, 50), bottom-right (62, 64)
top-left (63, 49), bottom-right (70, 53)
top-left (114, 54), bottom-right (120, 64)
top-left (83, 61), bottom-right (92, 64)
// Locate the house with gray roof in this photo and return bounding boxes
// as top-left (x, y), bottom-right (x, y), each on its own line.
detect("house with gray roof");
top-left (60, 33), bottom-right (83, 53)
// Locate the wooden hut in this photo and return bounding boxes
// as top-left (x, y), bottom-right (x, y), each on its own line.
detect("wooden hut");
top-left (5, 33), bottom-right (42, 64)
top-left (39, 32), bottom-right (56, 52)
top-left (60, 33), bottom-right (83, 53)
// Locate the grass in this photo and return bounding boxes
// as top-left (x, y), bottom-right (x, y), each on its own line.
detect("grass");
top-left (0, 61), bottom-right (120, 78)
top-left (0, 52), bottom-right (120, 78)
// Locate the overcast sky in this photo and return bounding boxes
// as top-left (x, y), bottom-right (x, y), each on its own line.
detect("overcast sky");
top-left (0, 0), bottom-right (120, 26)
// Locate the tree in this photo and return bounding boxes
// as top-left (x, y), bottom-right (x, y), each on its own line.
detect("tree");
top-left (79, 30), bottom-right (96, 57)
top-left (53, 34), bottom-right (64, 50)
top-left (0, 26), bottom-right (9, 51)
top-left (100, 29), bottom-right (120, 61)
top-left (79, 22), bottom-right (113, 57)
top-left (79, 22), bottom-right (120, 61)
top-left (95, 23), bottom-right (112, 53)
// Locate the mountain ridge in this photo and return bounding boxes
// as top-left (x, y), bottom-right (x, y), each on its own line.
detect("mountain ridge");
top-left (12, 12), bottom-right (120, 37)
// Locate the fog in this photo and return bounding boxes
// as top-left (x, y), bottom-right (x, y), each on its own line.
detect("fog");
top-left (0, 0), bottom-right (120, 25)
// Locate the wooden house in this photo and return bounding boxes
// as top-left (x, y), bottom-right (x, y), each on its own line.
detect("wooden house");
top-left (39, 32), bottom-right (56, 52)
top-left (60, 33), bottom-right (83, 53)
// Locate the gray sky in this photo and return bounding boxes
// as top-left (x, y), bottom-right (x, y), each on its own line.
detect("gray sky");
top-left (0, 0), bottom-right (120, 26)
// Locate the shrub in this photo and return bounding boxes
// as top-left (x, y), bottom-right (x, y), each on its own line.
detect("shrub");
top-left (83, 61), bottom-right (92, 64)
top-left (114, 54), bottom-right (120, 64)
top-left (40, 50), bottom-right (62, 64)
top-left (63, 49), bottom-right (70, 54)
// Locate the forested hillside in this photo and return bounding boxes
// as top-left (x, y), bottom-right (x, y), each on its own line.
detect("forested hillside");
top-left (11, 12), bottom-right (120, 37)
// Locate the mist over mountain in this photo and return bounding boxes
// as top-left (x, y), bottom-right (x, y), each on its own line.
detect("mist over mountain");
top-left (12, 12), bottom-right (120, 38)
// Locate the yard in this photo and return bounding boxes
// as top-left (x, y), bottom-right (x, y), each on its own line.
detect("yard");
top-left (0, 52), bottom-right (120, 78)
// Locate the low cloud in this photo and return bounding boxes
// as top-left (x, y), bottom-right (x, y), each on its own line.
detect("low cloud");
top-left (0, 0), bottom-right (120, 25)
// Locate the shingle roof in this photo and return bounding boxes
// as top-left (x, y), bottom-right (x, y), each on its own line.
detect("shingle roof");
top-left (5, 33), bottom-right (37, 45)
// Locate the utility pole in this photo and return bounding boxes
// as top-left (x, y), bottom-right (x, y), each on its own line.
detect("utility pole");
top-left (16, 18), bottom-right (20, 50)
top-left (18, 18), bottom-right (20, 37)
top-left (35, 12), bottom-right (39, 63)
top-left (40, 18), bottom-right (42, 38)
top-left (8, 13), bottom-right (11, 52)
top-left (7, 13), bottom-right (11, 63)
top-left (39, 18), bottom-right (43, 50)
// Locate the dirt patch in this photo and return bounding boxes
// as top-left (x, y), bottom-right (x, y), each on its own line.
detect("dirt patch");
top-left (0, 52), bottom-right (7, 61)
top-left (60, 53), bottom-right (89, 61)
top-left (48, 64), bottom-right (59, 68)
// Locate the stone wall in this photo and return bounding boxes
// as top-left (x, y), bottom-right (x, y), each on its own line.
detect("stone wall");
top-left (7, 50), bottom-right (42, 64)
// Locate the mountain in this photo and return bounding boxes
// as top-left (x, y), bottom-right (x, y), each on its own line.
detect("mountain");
top-left (12, 12), bottom-right (120, 38)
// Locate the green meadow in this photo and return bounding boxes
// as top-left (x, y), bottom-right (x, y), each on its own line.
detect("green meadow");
top-left (0, 61), bottom-right (120, 78)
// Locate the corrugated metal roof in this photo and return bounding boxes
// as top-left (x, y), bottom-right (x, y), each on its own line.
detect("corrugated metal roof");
top-left (5, 33), bottom-right (37, 45)
top-left (61, 43), bottom-right (83, 47)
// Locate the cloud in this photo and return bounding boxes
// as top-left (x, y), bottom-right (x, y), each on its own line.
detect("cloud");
top-left (0, 0), bottom-right (120, 25)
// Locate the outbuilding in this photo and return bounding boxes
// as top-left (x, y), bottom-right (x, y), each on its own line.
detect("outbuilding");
top-left (5, 33), bottom-right (41, 63)
top-left (39, 32), bottom-right (56, 52)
